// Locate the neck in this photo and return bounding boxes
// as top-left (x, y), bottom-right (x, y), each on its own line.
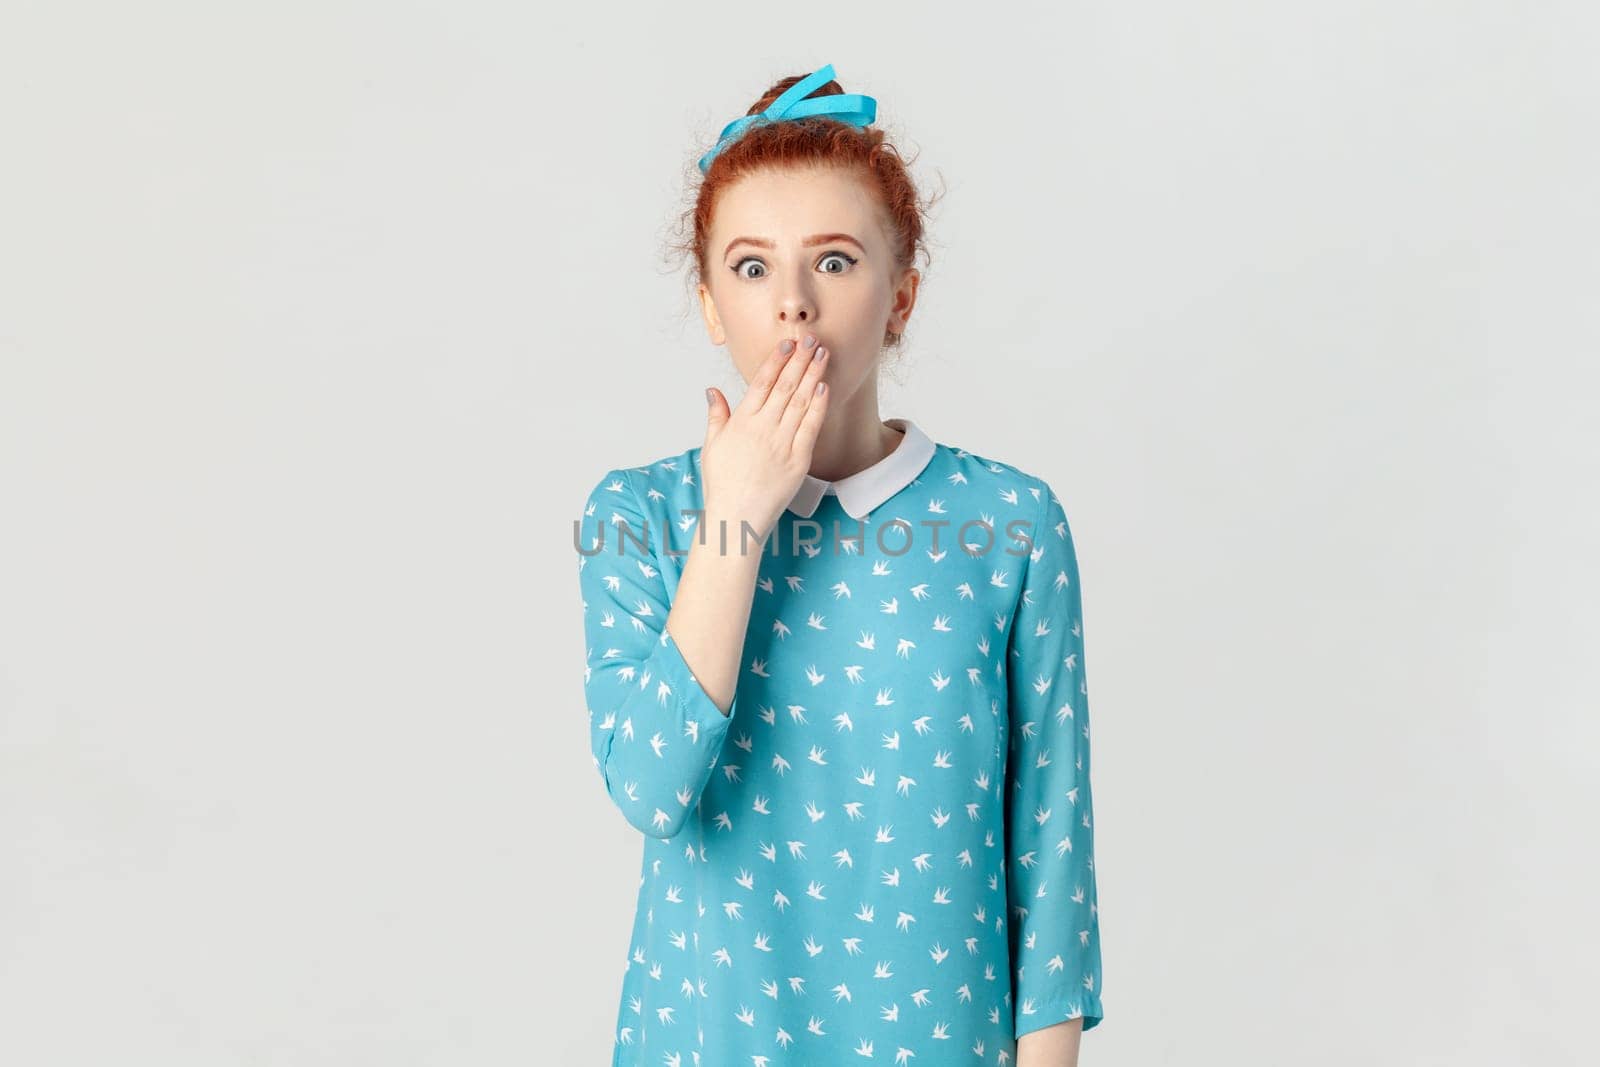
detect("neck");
top-left (806, 377), bottom-right (902, 482)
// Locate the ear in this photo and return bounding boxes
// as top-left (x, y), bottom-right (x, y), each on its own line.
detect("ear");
top-left (888, 267), bottom-right (920, 335)
top-left (697, 282), bottom-right (726, 345)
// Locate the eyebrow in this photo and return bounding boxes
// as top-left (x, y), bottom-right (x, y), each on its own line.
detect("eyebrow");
top-left (723, 233), bottom-right (866, 259)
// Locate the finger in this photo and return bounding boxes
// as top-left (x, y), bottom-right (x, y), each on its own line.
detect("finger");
top-left (759, 335), bottom-right (821, 420)
top-left (778, 343), bottom-right (829, 438)
top-left (739, 338), bottom-right (802, 414)
top-left (704, 386), bottom-right (730, 440)
top-left (791, 378), bottom-right (830, 459)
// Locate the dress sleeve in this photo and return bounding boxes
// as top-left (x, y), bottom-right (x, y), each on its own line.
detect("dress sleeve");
top-left (575, 467), bottom-right (735, 840)
top-left (1003, 478), bottom-right (1105, 1037)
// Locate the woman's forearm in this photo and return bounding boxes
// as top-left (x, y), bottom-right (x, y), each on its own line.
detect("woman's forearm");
top-left (663, 506), bottom-right (765, 714)
top-left (1016, 1017), bottom-right (1084, 1067)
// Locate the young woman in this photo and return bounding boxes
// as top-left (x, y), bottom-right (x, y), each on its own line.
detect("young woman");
top-left (575, 63), bottom-right (1104, 1067)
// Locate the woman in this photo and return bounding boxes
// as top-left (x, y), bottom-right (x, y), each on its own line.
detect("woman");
top-left (575, 63), bottom-right (1104, 1066)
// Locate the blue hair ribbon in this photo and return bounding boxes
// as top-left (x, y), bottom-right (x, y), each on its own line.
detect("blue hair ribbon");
top-left (697, 62), bottom-right (878, 174)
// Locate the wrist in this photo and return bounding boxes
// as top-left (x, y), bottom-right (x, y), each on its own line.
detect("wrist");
top-left (696, 506), bottom-right (773, 559)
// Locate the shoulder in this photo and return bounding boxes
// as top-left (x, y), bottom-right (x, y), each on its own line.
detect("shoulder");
top-left (578, 443), bottom-right (705, 519)
top-left (928, 440), bottom-right (1062, 520)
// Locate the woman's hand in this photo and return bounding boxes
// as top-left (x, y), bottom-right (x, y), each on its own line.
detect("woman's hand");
top-left (702, 333), bottom-right (831, 546)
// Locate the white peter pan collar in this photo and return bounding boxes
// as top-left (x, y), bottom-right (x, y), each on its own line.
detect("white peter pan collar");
top-left (786, 417), bottom-right (937, 520)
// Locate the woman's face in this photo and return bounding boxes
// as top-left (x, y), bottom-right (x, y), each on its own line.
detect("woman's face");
top-left (698, 166), bottom-right (918, 403)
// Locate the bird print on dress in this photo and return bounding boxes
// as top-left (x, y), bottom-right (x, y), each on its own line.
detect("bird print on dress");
top-left (575, 435), bottom-right (1103, 1066)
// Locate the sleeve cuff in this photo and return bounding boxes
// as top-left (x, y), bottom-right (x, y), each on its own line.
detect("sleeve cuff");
top-left (1015, 993), bottom-right (1104, 1039)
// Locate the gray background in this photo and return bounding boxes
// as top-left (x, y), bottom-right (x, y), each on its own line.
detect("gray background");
top-left (2, 2), bottom-right (1596, 1064)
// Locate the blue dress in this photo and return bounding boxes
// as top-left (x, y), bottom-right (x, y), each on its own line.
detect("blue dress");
top-left (575, 418), bottom-right (1104, 1065)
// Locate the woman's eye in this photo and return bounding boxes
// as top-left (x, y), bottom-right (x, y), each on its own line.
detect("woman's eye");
top-left (730, 252), bottom-right (858, 279)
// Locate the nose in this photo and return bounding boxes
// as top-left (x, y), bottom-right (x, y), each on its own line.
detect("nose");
top-left (778, 287), bottom-right (814, 328)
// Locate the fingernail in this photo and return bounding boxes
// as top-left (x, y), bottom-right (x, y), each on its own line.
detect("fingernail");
top-left (814, 346), bottom-right (826, 361)
top-left (780, 339), bottom-right (795, 354)
top-left (705, 388), bottom-right (714, 405)
top-left (803, 333), bottom-right (817, 348)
